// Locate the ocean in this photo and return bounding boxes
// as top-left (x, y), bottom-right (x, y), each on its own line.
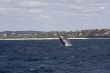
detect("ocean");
top-left (0, 39), bottom-right (110, 73)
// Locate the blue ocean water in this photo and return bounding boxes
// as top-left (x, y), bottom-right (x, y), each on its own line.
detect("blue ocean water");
top-left (0, 39), bottom-right (110, 73)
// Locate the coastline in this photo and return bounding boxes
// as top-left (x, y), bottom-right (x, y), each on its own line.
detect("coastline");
top-left (0, 38), bottom-right (110, 40)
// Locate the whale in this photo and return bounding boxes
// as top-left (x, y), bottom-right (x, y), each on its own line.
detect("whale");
top-left (58, 35), bottom-right (72, 47)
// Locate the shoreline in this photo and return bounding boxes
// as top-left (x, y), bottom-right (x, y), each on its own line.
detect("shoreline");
top-left (0, 38), bottom-right (110, 40)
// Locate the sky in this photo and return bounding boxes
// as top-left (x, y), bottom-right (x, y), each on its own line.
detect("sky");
top-left (0, 0), bottom-right (110, 31)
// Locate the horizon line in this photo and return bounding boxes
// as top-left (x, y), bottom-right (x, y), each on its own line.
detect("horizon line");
top-left (0, 29), bottom-right (109, 32)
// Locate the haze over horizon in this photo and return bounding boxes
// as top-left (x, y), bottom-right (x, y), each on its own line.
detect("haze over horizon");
top-left (0, 0), bottom-right (110, 31)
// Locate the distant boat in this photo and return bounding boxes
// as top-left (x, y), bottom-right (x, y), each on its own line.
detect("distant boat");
top-left (58, 35), bottom-right (72, 47)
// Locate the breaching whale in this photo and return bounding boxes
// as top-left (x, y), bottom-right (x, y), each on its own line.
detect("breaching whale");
top-left (58, 35), bottom-right (72, 47)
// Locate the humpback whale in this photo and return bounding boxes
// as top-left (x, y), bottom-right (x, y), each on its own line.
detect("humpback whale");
top-left (58, 35), bottom-right (72, 46)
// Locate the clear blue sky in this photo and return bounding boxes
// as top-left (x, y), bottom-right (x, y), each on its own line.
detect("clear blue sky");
top-left (0, 0), bottom-right (110, 31)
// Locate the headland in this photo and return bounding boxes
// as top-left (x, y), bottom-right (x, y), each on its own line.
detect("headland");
top-left (0, 29), bottom-right (110, 40)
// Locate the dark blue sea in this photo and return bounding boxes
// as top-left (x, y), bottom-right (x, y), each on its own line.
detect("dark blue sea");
top-left (0, 39), bottom-right (110, 73)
